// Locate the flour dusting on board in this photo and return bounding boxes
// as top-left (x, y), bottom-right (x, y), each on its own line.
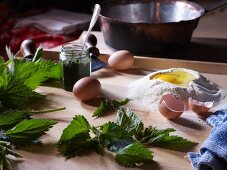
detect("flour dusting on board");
top-left (127, 68), bottom-right (226, 111)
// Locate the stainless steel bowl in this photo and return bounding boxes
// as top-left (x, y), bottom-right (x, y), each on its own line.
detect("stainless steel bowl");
top-left (99, 0), bottom-right (227, 55)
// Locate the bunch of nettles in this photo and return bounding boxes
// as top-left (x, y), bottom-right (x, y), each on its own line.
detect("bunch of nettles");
top-left (0, 47), bottom-right (60, 110)
top-left (0, 47), bottom-right (62, 170)
top-left (58, 108), bottom-right (195, 167)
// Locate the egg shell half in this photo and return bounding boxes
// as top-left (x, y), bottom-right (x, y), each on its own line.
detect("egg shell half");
top-left (159, 94), bottom-right (184, 119)
top-left (188, 97), bottom-right (214, 118)
top-left (108, 50), bottom-right (134, 70)
top-left (73, 77), bottom-right (101, 101)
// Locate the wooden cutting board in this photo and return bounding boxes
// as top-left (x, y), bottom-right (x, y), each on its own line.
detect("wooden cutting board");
top-left (15, 32), bottom-right (227, 170)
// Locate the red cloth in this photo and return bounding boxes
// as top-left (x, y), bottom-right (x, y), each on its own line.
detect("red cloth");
top-left (0, 3), bottom-right (80, 60)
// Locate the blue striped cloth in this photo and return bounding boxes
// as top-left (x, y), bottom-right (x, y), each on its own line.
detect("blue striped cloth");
top-left (187, 106), bottom-right (227, 170)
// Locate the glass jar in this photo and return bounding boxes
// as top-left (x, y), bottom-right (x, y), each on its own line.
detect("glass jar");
top-left (60, 43), bottom-right (91, 91)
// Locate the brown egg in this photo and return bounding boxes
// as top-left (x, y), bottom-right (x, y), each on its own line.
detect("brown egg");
top-left (188, 97), bottom-right (214, 118)
top-left (159, 94), bottom-right (184, 120)
top-left (108, 50), bottom-right (134, 70)
top-left (73, 77), bottom-right (101, 101)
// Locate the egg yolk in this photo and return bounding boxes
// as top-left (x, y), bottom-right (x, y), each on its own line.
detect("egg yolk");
top-left (150, 69), bottom-right (196, 88)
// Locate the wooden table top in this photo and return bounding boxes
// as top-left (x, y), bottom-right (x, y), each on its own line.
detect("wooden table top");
top-left (15, 31), bottom-right (227, 170)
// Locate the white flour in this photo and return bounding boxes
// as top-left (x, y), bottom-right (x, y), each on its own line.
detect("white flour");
top-left (127, 68), bottom-right (226, 109)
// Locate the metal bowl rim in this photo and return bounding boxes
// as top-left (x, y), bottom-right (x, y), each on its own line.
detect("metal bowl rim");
top-left (99, 0), bottom-right (205, 24)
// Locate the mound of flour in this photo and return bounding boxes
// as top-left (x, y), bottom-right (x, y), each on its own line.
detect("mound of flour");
top-left (127, 68), bottom-right (226, 109)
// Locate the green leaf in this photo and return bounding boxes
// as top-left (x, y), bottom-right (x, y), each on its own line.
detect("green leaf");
top-left (57, 115), bottom-right (96, 158)
top-left (0, 107), bottom-right (64, 130)
top-left (0, 75), bottom-right (42, 108)
top-left (13, 59), bottom-right (47, 90)
top-left (149, 135), bottom-right (196, 150)
top-left (58, 115), bottom-right (91, 143)
top-left (5, 119), bottom-right (57, 146)
top-left (92, 98), bottom-right (130, 117)
top-left (115, 108), bottom-right (144, 136)
top-left (98, 122), bottom-right (134, 152)
top-left (92, 100), bottom-right (109, 117)
top-left (115, 143), bottom-right (153, 167)
top-left (35, 60), bottom-right (61, 80)
top-left (0, 57), bottom-right (7, 74)
top-left (136, 127), bottom-right (196, 151)
top-left (0, 49), bottom-right (61, 109)
top-left (111, 98), bottom-right (130, 109)
top-left (57, 133), bottom-right (97, 158)
top-left (8, 58), bottom-right (60, 90)
top-left (0, 110), bottom-right (31, 130)
top-left (0, 48), bottom-right (61, 109)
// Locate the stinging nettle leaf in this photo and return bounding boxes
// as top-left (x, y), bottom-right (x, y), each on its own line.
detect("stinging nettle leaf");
top-left (148, 134), bottom-right (196, 150)
top-left (0, 110), bottom-right (31, 130)
top-left (136, 126), bottom-right (196, 151)
top-left (98, 122), bottom-right (134, 152)
top-left (5, 119), bottom-right (57, 146)
top-left (57, 115), bottom-right (96, 158)
top-left (12, 58), bottom-right (60, 90)
top-left (13, 59), bottom-right (47, 90)
top-left (6, 119), bottom-right (57, 135)
top-left (92, 100), bottom-right (109, 117)
top-left (111, 98), bottom-right (130, 109)
top-left (36, 60), bottom-right (61, 80)
top-left (58, 112), bottom-right (195, 167)
top-left (0, 47), bottom-right (61, 110)
top-left (115, 142), bottom-right (153, 167)
top-left (0, 75), bottom-right (42, 108)
top-left (115, 108), bottom-right (144, 136)
top-left (92, 98), bottom-right (130, 117)
top-left (0, 57), bottom-right (7, 74)
top-left (58, 115), bottom-right (91, 143)
top-left (57, 133), bottom-right (97, 159)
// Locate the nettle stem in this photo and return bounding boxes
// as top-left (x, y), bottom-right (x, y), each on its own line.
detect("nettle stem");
top-left (29, 107), bottom-right (66, 114)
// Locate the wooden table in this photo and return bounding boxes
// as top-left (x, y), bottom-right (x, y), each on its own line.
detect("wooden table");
top-left (15, 31), bottom-right (227, 170)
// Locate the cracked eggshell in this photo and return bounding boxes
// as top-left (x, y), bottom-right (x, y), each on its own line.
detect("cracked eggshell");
top-left (188, 97), bottom-right (214, 118)
top-left (159, 94), bottom-right (185, 120)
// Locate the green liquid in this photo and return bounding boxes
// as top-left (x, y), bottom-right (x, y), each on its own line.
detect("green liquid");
top-left (61, 61), bottom-right (90, 91)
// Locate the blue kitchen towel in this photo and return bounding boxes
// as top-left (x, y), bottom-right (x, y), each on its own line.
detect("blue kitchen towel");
top-left (187, 106), bottom-right (227, 170)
